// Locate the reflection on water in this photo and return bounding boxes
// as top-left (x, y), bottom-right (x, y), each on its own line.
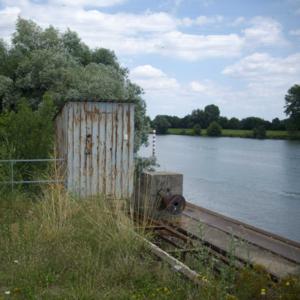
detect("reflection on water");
top-left (139, 135), bottom-right (300, 242)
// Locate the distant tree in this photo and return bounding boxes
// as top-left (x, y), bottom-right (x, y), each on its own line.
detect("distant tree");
top-left (271, 118), bottom-right (284, 130)
top-left (253, 126), bottom-right (266, 139)
top-left (207, 121), bottom-right (222, 137)
top-left (167, 116), bottom-right (181, 128)
top-left (228, 117), bottom-right (240, 129)
top-left (219, 116), bottom-right (229, 129)
top-left (191, 109), bottom-right (206, 128)
top-left (285, 84), bottom-right (300, 131)
top-left (152, 115), bottom-right (170, 134)
top-left (193, 124), bottom-right (201, 135)
top-left (240, 117), bottom-right (266, 130)
top-left (181, 114), bottom-right (193, 128)
top-left (204, 104), bottom-right (220, 125)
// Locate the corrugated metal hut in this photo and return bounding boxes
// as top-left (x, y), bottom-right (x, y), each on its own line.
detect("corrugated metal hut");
top-left (55, 101), bottom-right (135, 199)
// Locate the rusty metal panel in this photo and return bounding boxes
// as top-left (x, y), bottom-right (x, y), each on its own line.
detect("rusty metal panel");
top-left (55, 101), bottom-right (135, 199)
top-left (115, 104), bottom-right (123, 198)
top-left (128, 104), bottom-right (135, 196)
top-left (73, 102), bottom-right (81, 194)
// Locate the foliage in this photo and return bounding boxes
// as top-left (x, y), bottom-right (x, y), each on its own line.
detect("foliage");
top-left (0, 94), bottom-right (55, 186)
top-left (204, 104), bottom-right (220, 125)
top-left (253, 126), bottom-right (266, 139)
top-left (228, 117), bottom-right (240, 129)
top-left (207, 121), bottom-right (222, 137)
top-left (0, 17), bottom-right (149, 155)
top-left (151, 104), bottom-right (289, 133)
top-left (0, 189), bottom-right (202, 299)
top-left (168, 128), bottom-right (299, 139)
top-left (0, 94), bottom-right (55, 160)
top-left (193, 124), bottom-right (202, 135)
top-left (285, 84), bottom-right (300, 131)
top-left (152, 115), bottom-right (171, 134)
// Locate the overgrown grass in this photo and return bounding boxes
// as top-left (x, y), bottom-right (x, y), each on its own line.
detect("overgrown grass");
top-left (0, 186), bottom-right (299, 299)
top-left (0, 187), bottom-right (203, 299)
top-left (167, 128), bottom-right (300, 139)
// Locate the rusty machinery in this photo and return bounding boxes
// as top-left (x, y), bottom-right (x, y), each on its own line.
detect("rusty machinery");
top-left (157, 189), bottom-right (186, 215)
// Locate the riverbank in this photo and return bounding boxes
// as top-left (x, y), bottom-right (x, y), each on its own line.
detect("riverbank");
top-left (168, 128), bottom-right (300, 139)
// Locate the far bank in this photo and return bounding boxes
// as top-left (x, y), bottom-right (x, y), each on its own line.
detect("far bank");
top-left (167, 128), bottom-right (300, 140)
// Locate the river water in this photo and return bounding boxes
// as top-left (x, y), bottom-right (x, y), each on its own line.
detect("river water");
top-left (139, 135), bottom-right (300, 242)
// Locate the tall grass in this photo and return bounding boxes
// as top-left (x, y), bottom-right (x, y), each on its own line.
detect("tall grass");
top-left (0, 185), bottom-right (205, 299)
top-left (1, 181), bottom-right (299, 299)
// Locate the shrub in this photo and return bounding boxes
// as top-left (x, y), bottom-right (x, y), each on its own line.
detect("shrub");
top-left (193, 124), bottom-right (202, 135)
top-left (207, 121), bottom-right (222, 137)
top-left (253, 126), bottom-right (266, 139)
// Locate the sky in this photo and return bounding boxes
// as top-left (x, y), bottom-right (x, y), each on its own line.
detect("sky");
top-left (0, 0), bottom-right (300, 120)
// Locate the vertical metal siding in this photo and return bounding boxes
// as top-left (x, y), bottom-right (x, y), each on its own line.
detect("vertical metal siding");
top-left (55, 101), bottom-right (135, 199)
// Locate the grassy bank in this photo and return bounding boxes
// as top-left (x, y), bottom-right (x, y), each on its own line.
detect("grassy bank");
top-left (1, 186), bottom-right (300, 299)
top-left (0, 187), bottom-right (202, 299)
top-left (168, 128), bottom-right (300, 139)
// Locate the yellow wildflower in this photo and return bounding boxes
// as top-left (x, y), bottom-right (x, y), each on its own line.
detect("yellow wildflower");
top-left (261, 288), bottom-right (266, 296)
top-left (286, 281), bottom-right (290, 286)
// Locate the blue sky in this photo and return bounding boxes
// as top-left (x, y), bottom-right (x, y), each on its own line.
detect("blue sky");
top-left (0, 0), bottom-right (300, 120)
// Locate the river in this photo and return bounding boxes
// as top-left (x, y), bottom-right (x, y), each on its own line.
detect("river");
top-left (139, 135), bottom-right (300, 242)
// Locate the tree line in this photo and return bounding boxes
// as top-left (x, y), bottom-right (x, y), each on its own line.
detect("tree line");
top-left (152, 85), bottom-right (300, 137)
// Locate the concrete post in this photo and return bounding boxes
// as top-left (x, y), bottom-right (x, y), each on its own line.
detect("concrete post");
top-left (137, 171), bottom-right (184, 219)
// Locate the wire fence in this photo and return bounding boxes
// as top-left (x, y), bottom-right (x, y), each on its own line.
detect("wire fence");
top-left (0, 158), bottom-right (65, 191)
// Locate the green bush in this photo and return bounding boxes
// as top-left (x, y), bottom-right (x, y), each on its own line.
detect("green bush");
top-left (207, 121), bottom-right (222, 137)
top-left (193, 124), bottom-right (202, 135)
top-left (253, 126), bottom-right (266, 139)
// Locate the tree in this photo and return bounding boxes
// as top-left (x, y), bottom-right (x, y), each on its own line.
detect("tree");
top-left (219, 116), bottom-right (229, 129)
top-left (207, 121), bottom-right (222, 137)
top-left (204, 104), bottom-right (220, 125)
top-left (0, 18), bottom-right (149, 154)
top-left (253, 126), bottom-right (266, 139)
top-left (285, 84), bottom-right (300, 130)
top-left (228, 117), bottom-right (240, 129)
top-left (240, 117), bottom-right (266, 130)
top-left (152, 115), bottom-right (170, 134)
top-left (191, 109), bottom-right (207, 128)
top-left (193, 124), bottom-right (201, 135)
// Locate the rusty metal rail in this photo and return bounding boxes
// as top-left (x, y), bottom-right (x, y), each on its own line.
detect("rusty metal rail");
top-left (134, 205), bottom-right (300, 281)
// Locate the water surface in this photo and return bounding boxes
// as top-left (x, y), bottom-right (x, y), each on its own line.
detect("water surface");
top-left (139, 135), bottom-right (300, 242)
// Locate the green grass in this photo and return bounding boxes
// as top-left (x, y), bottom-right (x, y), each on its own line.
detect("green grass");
top-left (168, 128), bottom-right (300, 139)
top-left (1, 186), bottom-right (300, 299)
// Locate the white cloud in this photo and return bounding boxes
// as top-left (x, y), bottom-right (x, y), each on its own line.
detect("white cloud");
top-left (243, 17), bottom-right (287, 47)
top-left (0, 2), bottom-right (291, 61)
top-left (130, 65), bottom-right (179, 91)
top-left (222, 52), bottom-right (300, 83)
top-left (222, 52), bottom-right (300, 115)
top-left (131, 65), bottom-right (166, 78)
top-left (50, 0), bottom-right (126, 7)
top-left (155, 31), bottom-right (243, 60)
top-left (0, 1), bottom-right (246, 61)
top-left (179, 15), bottom-right (223, 27)
top-left (189, 81), bottom-right (208, 93)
